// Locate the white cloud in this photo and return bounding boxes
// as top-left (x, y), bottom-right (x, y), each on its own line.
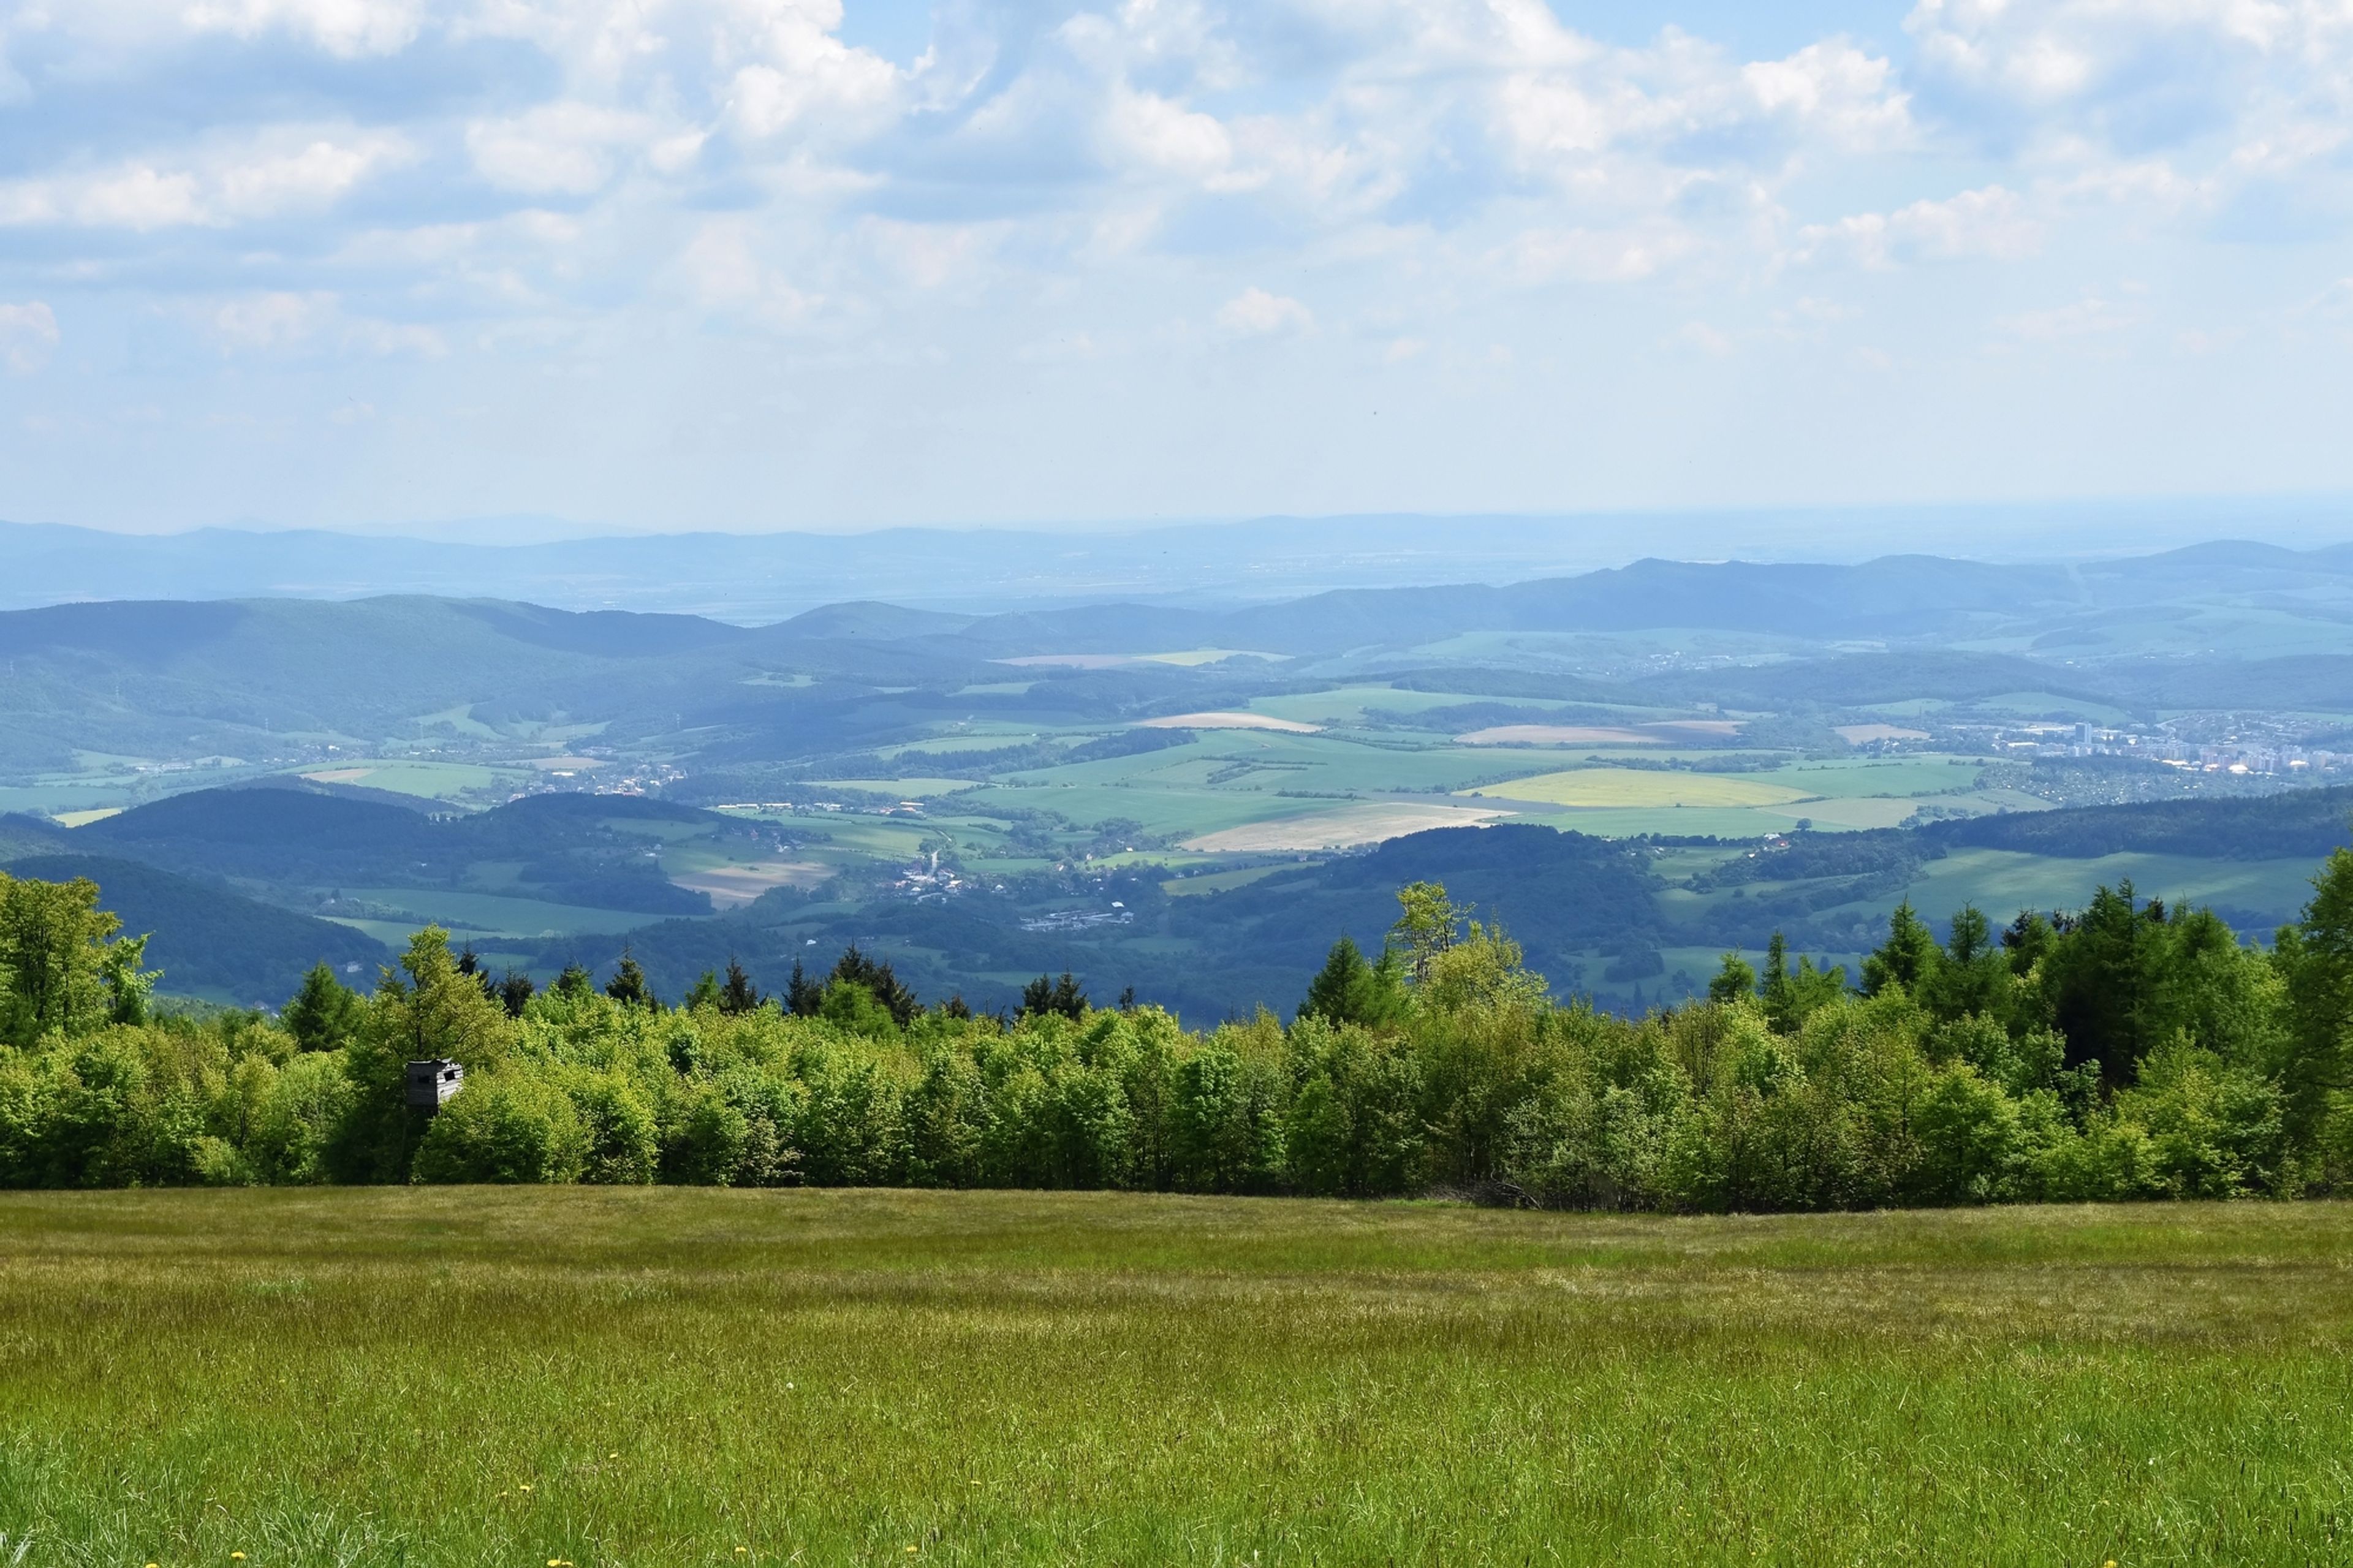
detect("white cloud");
top-left (0, 129), bottom-right (411, 230)
top-left (1216, 287), bottom-right (1313, 337)
top-left (207, 290), bottom-right (447, 355)
top-left (468, 104), bottom-right (659, 195)
top-left (1999, 293), bottom-right (2147, 341)
top-left (679, 218), bottom-right (817, 328)
top-left (183, 0), bottom-right (426, 58)
top-left (0, 301), bottom-right (58, 372)
top-left (1799, 184), bottom-right (2043, 267)
top-left (211, 291), bottom-right (335, 350)
top-left (6, 0), bottom-right (2353, 525)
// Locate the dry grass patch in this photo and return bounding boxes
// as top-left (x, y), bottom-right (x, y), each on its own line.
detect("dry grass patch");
top-left (1181, 801), bottom-right (1507, 852)
top-left (1139, 711), bottom-right (1320, 733)
top-left (1465, 767), bottom-right (1812, 809)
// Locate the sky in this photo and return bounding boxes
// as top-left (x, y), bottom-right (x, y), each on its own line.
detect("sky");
top-left (1, 0), bottom-right (2350, 537)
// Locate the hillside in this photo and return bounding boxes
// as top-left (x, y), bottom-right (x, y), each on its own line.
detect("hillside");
top-left (4, 852), bottom-right (385, 1002)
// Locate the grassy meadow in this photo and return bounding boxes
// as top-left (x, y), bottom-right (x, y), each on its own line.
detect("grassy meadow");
top-left (3, 1190), bottom-right (2351, 1566)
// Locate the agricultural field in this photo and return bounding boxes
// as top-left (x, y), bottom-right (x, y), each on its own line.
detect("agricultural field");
top-left (292, 758), bottom-right (542, 803)
top-left (2, 1189), bottom-right (2348, 1566)
top-left (1457, 755), bottom-right (2025, 838)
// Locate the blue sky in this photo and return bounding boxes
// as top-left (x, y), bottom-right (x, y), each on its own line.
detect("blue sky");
top-left (0, 0), bottom-right (2349, 536)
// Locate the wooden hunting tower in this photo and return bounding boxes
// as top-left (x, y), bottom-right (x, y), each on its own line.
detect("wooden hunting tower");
top-left (406, 1058), bottom-right (464, 1112)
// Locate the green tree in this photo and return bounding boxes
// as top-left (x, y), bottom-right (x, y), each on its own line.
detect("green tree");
top-left (1297, 936), bottom-right (1408, 1029)
top-left (493, 968), bottom-right (535, 1018)
top-left (785, 960), bottom-right (822, 1017)
top-left (2044, 882), bottom-right (2167, 1083)
top-left (281, 962), bottom-right (363, 1052)
top-left (0, 871), bottom-right (156, 1047)
top-left (328, 927), bottom-right (517, 1184)
top-left (1390, 881), bottom-right (1464, 985)
top-left (719, 957), bottom-right (762, 1015)
top-left (605, 949), bottom-right (654, 1009)
top-left (2277, 847), bottom-right (2353, 1154)
top-left (1708, 952), bottom-right (1758, 1007)
top-left (1862, 901), bottom-right (1941, 998)
top-left (830, 945), bottom-right (917, 1026)
top-left (1020, 972), bottom-right (1088, 1022)
top-left (1920, 906), bottom-right (2011, 1025)
top-left (820, 978), bottom-right (901, 1039)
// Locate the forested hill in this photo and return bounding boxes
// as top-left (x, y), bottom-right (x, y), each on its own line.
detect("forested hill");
top-left (4, 853), bottom-right (383, 1002)
top-left (77, 784), bottom-right (716, 917)
top-left (1930, 786), bottom-right (2353, 860)
top-left (12, 547), bottom-right (2353, 781)
top-left (21, 785), bottom-right (2353, 1018)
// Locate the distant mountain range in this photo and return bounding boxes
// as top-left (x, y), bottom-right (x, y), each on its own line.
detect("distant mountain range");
top-left (15, 499), bottom-right (2353, 619)
top-left (6, 540), bottom-right (2353, 781)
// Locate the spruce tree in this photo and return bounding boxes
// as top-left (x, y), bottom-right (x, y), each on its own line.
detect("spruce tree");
top-left (786, 959), bottom-right (822, 1017)
top-left (719, 957), bottom-right (762, 1015)
top-left (606, 948), bottom-right (654, 1009)
top-left (281, 961), bottom-right (363, 1051)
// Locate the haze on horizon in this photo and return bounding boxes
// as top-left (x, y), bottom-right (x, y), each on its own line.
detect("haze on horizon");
top-left (1, 0), bottom-right (2350, 540)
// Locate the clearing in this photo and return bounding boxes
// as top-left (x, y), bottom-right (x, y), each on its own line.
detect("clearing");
top-left (0, 1190), bottom-right (2346, 1566)
top-left (668, 861), bottom-right (835, 907)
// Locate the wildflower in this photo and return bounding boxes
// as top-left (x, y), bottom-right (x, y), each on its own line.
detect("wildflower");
top-left (520, 1483), bottom-right (534, 1491)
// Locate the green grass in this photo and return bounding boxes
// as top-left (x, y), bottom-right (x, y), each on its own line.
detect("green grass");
top-left (2, 1190), bottom-right (2351, 1566)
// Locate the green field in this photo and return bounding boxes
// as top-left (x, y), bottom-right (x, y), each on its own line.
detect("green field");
top-left (1902, 849), bottom-right (2328, 925)
top-left (3, 1189), bottom-right (2349, 1566)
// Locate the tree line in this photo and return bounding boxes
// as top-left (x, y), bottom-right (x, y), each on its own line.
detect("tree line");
top-left (2, 838), bottom-right (2351, 1206)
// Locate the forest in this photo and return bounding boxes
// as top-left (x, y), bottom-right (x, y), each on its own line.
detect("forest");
top-left (2, 824), bottom-right (2349, 1210)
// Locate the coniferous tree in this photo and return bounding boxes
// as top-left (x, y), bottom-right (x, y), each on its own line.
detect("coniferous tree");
top-left (1920, 905), bottom-right (2011, 1025)
top-left (1298, 936), bottom-right (1408, 1028)
top-left (684, 969), bottom-right (724, 1010)
top-left (785, 959), bottom-right (822, 1017)
top-left (719, 956), bottom-right (762, 1015)
top-left (282, 961), bottom-right (364, 1051)
top-left (2276, 847), bottom-right (2353, 1147)
top-left (1020, 972), bottom-right (1087, 1021)
top-left (606, 949), bottom-right (654, 1009)
top-left (829, 944), bottom-right (917, 1026)
top-left (1708, 951), bottom-right (1758, 1006)
top-left (551, 963), bottom-right (595, 1000)
top-left (494, 968), bottom-right (536, 1018)
top-left (2044, 882), bottom-right (2165, 1081)
top-left (1863, 901), bottom-right (1941, 997)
